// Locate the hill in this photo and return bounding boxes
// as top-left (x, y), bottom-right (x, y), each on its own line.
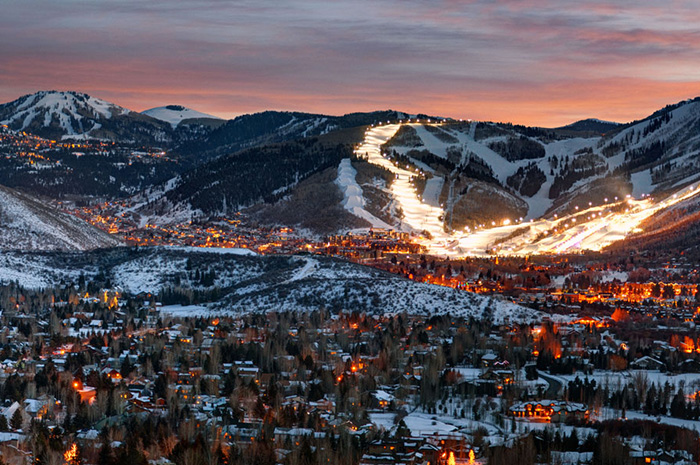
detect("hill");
top-left (0, 185), bottom-right (121, 251)
top-left (174, 109), bottom-right (408, 163)
top-left (0, 246), bottom-right (537, 322)
top-left (555, 118), bottom-right (621, 134)
top-left (142, 105), bottom-right (223, 128)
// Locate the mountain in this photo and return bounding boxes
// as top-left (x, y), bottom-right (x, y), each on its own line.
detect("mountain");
top-left (0, 247), bottom-right (538, 323)
top-left (358, 98), bottom-right (700, 231)
top-left (0, 185), bottom-right (121, 251)
top-left (120, 111), bottom-right (413, 225)
top-left (0, 92), bottom-right (414, 206)
top-left (0, 90), bottom-right (129, 139)
top-left (175, 109), bottom-right (407, 163)
top-left (0, 91), bottom-right (407, 164)
top-left (118, 97), bottom-right (700, 241)
top-left (142, 105), bottom-right (223, 128)
top-left (0, 90), bottom-right (176, 144)
top-left (129, 135), bottom-right (360, 225)
top-left (5, 90), bottom-right (700, 252)
top-left (556, 118), bottom-right (621, 134)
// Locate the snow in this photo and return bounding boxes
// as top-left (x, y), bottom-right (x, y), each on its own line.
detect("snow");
top-left (453, 367), bottom-right (482, 380)
top-left (555, 369), bottom-right (700, 395)
top-left (111, 255), bottom-right (183, 294)
top-left (368, 412), bottom-right (396, 431)
top-left (359, 125), bottom-right (447, 239)
top-left (599, 271), bottom-right (629, 282)
top-left (1, 91), bottom-right (128, 137)
top-left (600, 407), bottom-right (700, 431)
top-left (401, 412), bottom-right (458, 435)
top-left (631, 169), bottom-right (654, 198)
top-left (335, 158), bottom-right (393, 229)
top-left (355, 117), bottom-right (700, 256)
top-left (159, 304), bottom-right (211, 317)
top-left (412, 124), bottom-right (450, 159)
top-left (285, 257), bottom-right (319, 283)
top-left (0, 244), bottom-right (539, 324)
top-left (166, 246), bottom-right (257, 256)
top-left (422, 176), bottom-right (444, 208)
top-left (0, 186), bottom-right (120, 251)
top-left (142, 105), bottom-right (222, 128)
top-left (458, 137), bottom-right (516, 184)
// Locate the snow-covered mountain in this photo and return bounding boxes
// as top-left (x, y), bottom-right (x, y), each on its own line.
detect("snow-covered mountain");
top-left (142, 105), bottom-right (222, 128)
top-left (0, 91), bottom-right (128, 139)
top-left (4, 90), bottom-right (700, 252)
top-left (115, 97), bottom-right (700, 243)
top-left (0, 90), bottom-right (174, 143)
top-left (0, 185), bottom-right (121, 251)
top-left (358, 97), bottom-right (700, 233)
top-left (0, 91), bottom-right (403, 163)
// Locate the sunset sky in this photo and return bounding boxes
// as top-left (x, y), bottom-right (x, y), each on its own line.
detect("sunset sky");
top-left (2, 0), bottom-right (699, 127)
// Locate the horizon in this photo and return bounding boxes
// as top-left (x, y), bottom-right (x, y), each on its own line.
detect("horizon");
top-left (4, 87), bottom-right (698, 128)
top-left (2, 1), bottom-right (700, 127)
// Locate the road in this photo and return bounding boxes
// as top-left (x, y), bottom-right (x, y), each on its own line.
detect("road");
top-left (537, 370), bottom-right (564, 398)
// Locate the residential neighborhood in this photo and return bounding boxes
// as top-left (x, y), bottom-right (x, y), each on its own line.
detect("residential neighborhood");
top-left (0, 269), bottom-right (698, 464)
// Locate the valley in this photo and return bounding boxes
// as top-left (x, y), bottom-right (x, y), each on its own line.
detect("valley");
top-left (2, 90), bottom-right (700, 465)
top-left (5, 1), bottom-right (700, 463)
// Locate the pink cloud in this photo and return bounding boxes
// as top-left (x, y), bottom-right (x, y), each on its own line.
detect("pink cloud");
top-left (1, 0), bottom-right (699, 127)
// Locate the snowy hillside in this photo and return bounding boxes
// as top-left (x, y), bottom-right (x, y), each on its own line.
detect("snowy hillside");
top-left (0, 185), bottom-right (122, 251)
top-left (0, 247), bottom-right (538, 323)
top-left (142, 105), bottom-right (222, 128)
top-left (371, 98), bottom-right (700, 231)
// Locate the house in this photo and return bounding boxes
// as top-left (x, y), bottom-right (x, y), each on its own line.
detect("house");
top-left (630, 356), bottom-right (666, 371)
top-left (509, 400), bottom-right (589, 423)
top-left (223, 422), bottom-right (262, 448)
top-left (679, 359), bottom-right (700, 373)
top-left (481, 353), bottom-right (498, 368)
top-left (372, 390), bottom-right (394, 409)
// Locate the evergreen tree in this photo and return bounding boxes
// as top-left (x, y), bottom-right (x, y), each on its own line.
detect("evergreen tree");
top-left (10, 409), bottom-right (22, 430)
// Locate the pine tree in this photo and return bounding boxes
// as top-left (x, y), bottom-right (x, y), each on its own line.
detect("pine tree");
top-left (10, 409), bottom-right (22, 430)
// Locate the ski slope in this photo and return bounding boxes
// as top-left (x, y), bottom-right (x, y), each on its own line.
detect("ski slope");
top-left (353, 123), bottom-right (700, 257)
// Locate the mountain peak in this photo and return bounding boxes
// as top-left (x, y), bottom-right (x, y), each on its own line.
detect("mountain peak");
top-left (556, 118), bottom-right (621, 133)
top-left (0, 90), bottom-right (129, 139)
top-left (141, 105), bottom-right (222, 128)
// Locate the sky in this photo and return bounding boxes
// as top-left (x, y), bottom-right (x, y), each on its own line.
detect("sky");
top-left (1, 0), bottom-right (699, 127)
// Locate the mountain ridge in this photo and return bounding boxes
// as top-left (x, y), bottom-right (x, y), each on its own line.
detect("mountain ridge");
top-left (4, 90), bottom-right (700, 252)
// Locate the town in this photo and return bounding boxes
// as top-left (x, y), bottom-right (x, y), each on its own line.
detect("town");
top-left (66, 201), bottom-right (700, 322)
top-left (0, 260), bottom-right (699, 465)
top-left (5, 126), bottom-right (700, 465)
